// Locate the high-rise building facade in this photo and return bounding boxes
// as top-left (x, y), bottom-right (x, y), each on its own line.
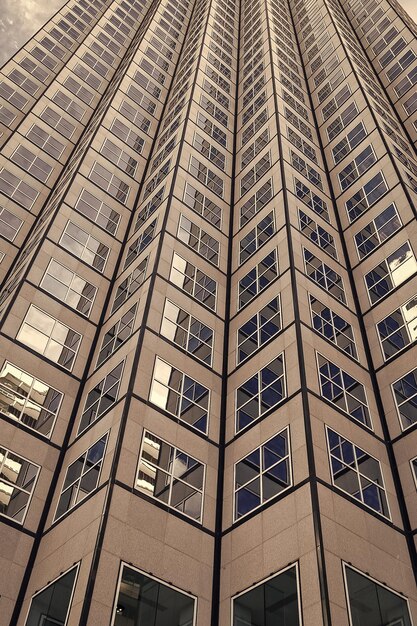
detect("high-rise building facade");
top-left (0, 0), bottom-right (417, 623)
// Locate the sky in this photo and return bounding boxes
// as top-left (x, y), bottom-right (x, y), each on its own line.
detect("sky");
top-left (0, 0), bottom-right (416, 67)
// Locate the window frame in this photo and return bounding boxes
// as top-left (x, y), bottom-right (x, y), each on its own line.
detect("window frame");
top-left (0, 446), bottom-right (40, 524)
top-left (24, 563), bottom-right (80, 626)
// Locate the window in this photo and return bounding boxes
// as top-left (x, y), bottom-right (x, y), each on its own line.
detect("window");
top-left (40, 259), bottom-right (97, 316)
top-left (8, 68), bottom-right (39, 95)
top-left (100, 139), bottom-right (138, 176)
top-left (25, 565), bottom-right (78, 626)
top-left (97, 305), bottom-right (137, 366)
top-left (299, 210), bottom-right (337, 259)
top-left (240, 179), bottom-right (273, 227)
top-left (0, 81), bottom-right (28, 110)
top-left (17, 305), bottom-right (81, 371)
top-left (0, 207), bottom-right (22, 242)
top-left (232, 565), bottom-right (301, 626)
top-left (241, 129), bottom-right (270, 169)
top-left (322, 85), bottom-right (351, 121)
top-left (178, 215), bottom-right (219, 266)
top-left (52, 90), bottom-right (85, 121)
top-left (189, 156), bottom-right (224, 197)
top-left (161, 300), bottom-right (213, 365)
top-left (304, 249), bottom-right (346, 304)
top-left (354, 204), bottom-right (402, 259)
top-left (169, 253), bottom-right (217, 310)
top-left (55, 434), bottom-right (108, 520)
top-left (26, 124), bottom-right (65, 159)
top-left (196, 112), bottom-right (227, 147)
top-left (234, 428), bottom-right (291, 519)
top-left (344, 564), bottom-right (412, 626)
top-left (0, 168), bottom-right (39, 210)
top-left (193, 133), bottom-right (225, 170)
top-left (112, 258), bottom-right (147, 313)
top-left (79, 362), bottom-right (124, 433)
top-left (75, 188), bottom-right (120, 235)
top-left (136, 430), bottom-right (205, 521)
top-left (112, 565), bottom-right (196, 626)
top-left (327, 102), bottom-right (359, 141)
top-left (327, 429), bottom-right (389, 517)
top-left (0, 361), bottom-right (63, 437)
top-left (338, 146), bottom-right (377, 191)
top-left (150, 357), bottom-right (209, 433)
top-left (239, 212), bottom-right (275, 264)
top-left (236, 354), bottom-right (286, 432)
top-left (238, 250), bottom-right (278, 309)
top-left (346, 172), bottom-right (388, 222)
top-left (40, 105), bottom-right (75, 138)
top-left (295, 178), bottom-right (330, 223)
top-left (387, 49), bottom-right (416, 81)
top-left (317, 354), bottom-right (371, 427)
top-left (237, 297), bottom-right (281, 364)
top-left (89, 162), bottom-right (129, 204)
top-left (110, 118), bottom-right (144, 154)
top-left (60, 221), bottom-right (110, 272)
top-left (0, 447), bottom-right (39, 523)
top-left (0, 104), bottom-right (16, 127)
top-left (377, 296), bottom-right (417, 360)
top-left (310, 295), bottom-right (357, 359)
top-left (63, 76), bottom-right (93, 104)
top-left (365, 242), bottom-right (417, 305)
top-left (392, 367), bottom-right (417, 430)
top-left (241, 153), bottom-right (271, 196)
top-left (183, 184), bottom-right (222, 228)
top-left (332, 122), bottom-right (367, 165)
top-left (291, 151), bottom-right (322, 190)
top-left (11, 145), bottom-right (53, 183)
top-left (124, 220), bottom-right (157, 269)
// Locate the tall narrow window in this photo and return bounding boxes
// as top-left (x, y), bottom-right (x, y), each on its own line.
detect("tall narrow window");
top-left (161, 300), bottom-right (213, 365)
top-left (392, 367), bottom-right (417, 430)
top-left (78, 362), bottom-right (124, 433)
top-left (0, 447), bottom-right (39, 523)
top-left (237, 296), bottom-right (281, 363)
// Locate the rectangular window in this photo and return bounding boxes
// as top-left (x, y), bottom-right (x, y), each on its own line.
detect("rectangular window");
top-left (344, 565), bottom-right (412, 626)
top-left (0, 207), bottom-right (22, 242)
top-left (112, 258), bottom-right (147, 313)
top-left (97, 305), bottom-right (137, 367)
top-left (238, 250), bottom-right (278, 310)
top-left (322, 85), bottom-right (351, 121)
top-left (0, 81), bottom-right (28, 110)
top-left (294, 178), bottom-right (330, 223)
top-left (345, 172), bottom-right (388, 222)
top-left (26, 124), bottom-right (65, 159)
top-left (240, 179), bottom-right (273, 227)
top-left (0, 168), bottom-right (39, 210)
top-left (60, 221), bottom-right (110, 272)
top-left (377, 296), bottom-right (417, 360)
top-left (232, 565), bottom-right (301, 626)
top-left (236, 354), bottom-right (286, 432)
top-left (17, 305), bottom-right (81, 371)
top-left (149, 357), bottom-right (209, 433)
top-left (183, 184), bottom-right (222, 229)
top-left (299, 210), bottom-right (337, 259)
top-left (332, 122), bottom-right (367, 165)
top-left (100, 138), bottom-right (138, 177)
top-left (304, 248), bottom-right (346, 304)
top-left (55, 434), bottom-right (108, 520)
top-left (169, 252), bottom-right (217, 311)
top-left (193, 133), bottom-right (225, 170)
top-left (241, 153), bottom-right (271, 196)
top-left (327, 428), bottom-right (389, 517)
top-left (40, 105), bottom-right (75, 138)
top-left (0, 361), bottom-right (62, 436)
top-left (196, 112), bottom-right (227, 147)
top-left (365, 242), bottom-right (417, 304)
top-left (89, 162), bottom-right (130, 204)
top-left (354, 203), bottom-right (402, 259)
top-left (113, 565), bottom-right (196, 625)
top-left (392, 367), bottom-right (417, 430)
top-left (40, 259), bottom-right (97, 317)
top-left (161, 299), bottom-right (213, 365)
top-left (310, 295), bottom-right (357, 359)
top-left (239, 212), bottom-right (275, 264)
top-left (234, 427), bottom-right (291, 519)
top-left (11, 145), bottom-right (53, 183)
top-left (136, 430), bottom-right (205, 521)
top-left (25, 565), bottom-right (78, 626)
top-left (124, 220), bottom-right (157, 270)
top-left (327, 102), bottom-right (359, 142)
top-left (317, 354), bottom-right (371, 427)
top-left (0, 446), bottom-right (39, 523)
top-left (52, 90), bottom-right (86, 121)
top-left (110, 118), bottom-right (144, 155)
top-left (75, 188), bottom-right (120, 235)
top-left (237, 297), bottom-right (281, 364)
top-left (177, 214), bottom-right (219, 266)
top-left (78, 362), bottom-right (124, 433)
top-left (291, 151), bottom-right (322, 190)
top-left (338, 146), bottom-right (377, 191)
top-left (189, 156), bottom-right (224, 197)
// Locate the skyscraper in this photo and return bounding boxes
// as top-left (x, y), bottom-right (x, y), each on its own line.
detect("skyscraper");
top-left (0, 0), bottom-right (417, 623)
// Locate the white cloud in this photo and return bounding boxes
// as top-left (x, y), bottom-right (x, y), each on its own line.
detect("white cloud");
top-left (0, 0), bottom-right (65, 66)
